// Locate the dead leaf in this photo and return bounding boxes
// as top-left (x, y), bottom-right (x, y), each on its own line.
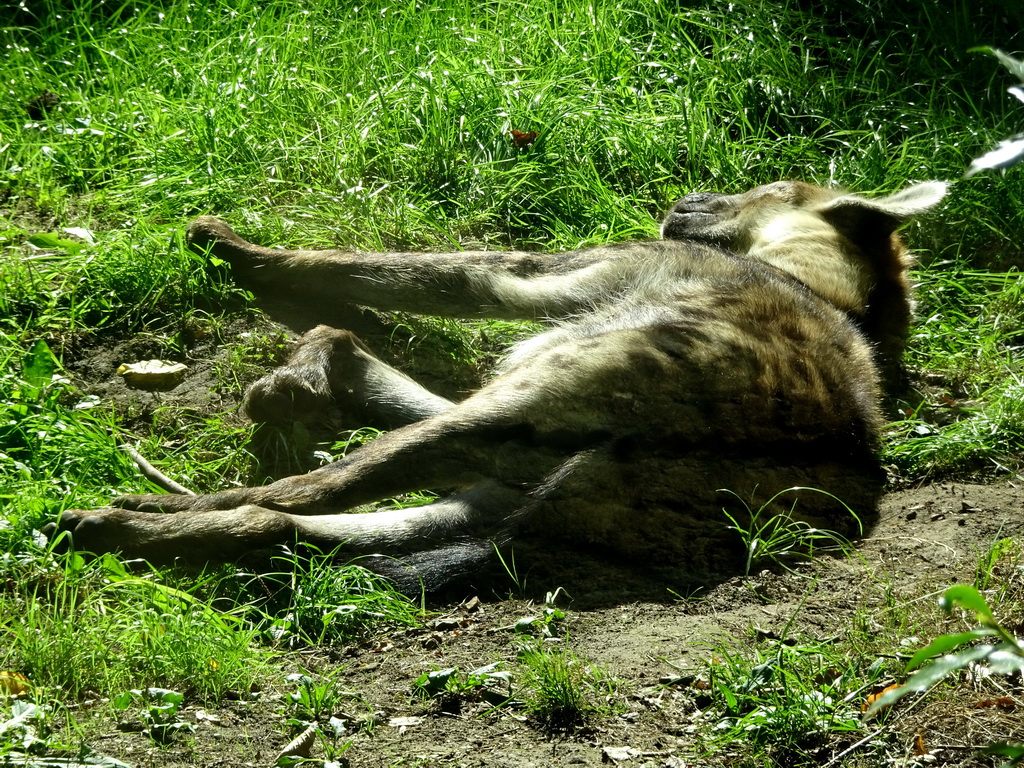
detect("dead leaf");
top-left (862, 683), bottom-right (900, 712)
top-left (973, 696), bottom-right (1016, 709)
top-left (914, 730), bottom-right (928, 756)
top-left (813, 667), bottom-right (841, 686)
top-left (194, 709), bottom-right (224, 725)
top-left (510, 129), bottom-right (538, 148)
top-left (0, 671), bottom-right (30, 697)
top-left (602, 745), bottom-right (641, 762)
top-left (117, 360), bottom-right (188, 389)
top-left (277, 725), bottom-right (316, 761)
top-left (388, 716), bottom-right (423, 728)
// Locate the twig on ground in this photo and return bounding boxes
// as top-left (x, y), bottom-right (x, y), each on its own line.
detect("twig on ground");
top-left (121, 445), bottom-right (195, 496)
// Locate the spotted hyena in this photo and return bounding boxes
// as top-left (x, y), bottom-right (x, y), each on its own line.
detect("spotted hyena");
top-left (46, 180), bottom-right (946, 586)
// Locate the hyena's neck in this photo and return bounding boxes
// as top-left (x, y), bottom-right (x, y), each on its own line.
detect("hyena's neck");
top-left (746, 212), bottom-right (873, 315)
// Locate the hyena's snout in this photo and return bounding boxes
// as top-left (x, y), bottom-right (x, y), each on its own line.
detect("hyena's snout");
top-left (661, 192), bottom-right (734, 242)
top-left (669, 192), bottom-right (730, 214)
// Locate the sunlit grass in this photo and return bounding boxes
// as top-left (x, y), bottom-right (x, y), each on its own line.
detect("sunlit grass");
top-left (4, 0), bottom-right (1021, 251)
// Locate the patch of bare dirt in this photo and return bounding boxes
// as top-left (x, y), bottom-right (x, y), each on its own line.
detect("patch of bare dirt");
top-left (56, 481), bottom-right (1022, 768)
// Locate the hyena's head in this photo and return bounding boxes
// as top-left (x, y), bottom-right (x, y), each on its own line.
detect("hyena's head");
top-left (661, 179), bottom-right (948, 382)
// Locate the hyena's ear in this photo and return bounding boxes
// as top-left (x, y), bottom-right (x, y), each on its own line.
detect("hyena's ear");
top-left (815, 181), bottom-right (948, 238)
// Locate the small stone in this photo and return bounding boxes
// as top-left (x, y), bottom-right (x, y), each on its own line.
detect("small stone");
top-left (603, 746), bottom-right (641, 762)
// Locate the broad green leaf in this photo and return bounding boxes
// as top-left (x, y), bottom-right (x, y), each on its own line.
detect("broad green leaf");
top-left (64, 226), bottom-right (95, 244)
top-left (987, 649), bottom-right (1024, 675)
top-left (414, 668), bottom-right (457, 696)
top-left (939, 585), bottom-right (997, 625)
top-left (468, 662), bottom-right (503, 678)
top-left (27, 232), bottom-right (83, 254)
top-left (514, 616), bottom-right (539, 633)
top-left (982, 741), bottom-right (1024, 768)
top-left (0, 702), bottom-right (37, 736)
top-left (903, 645), bottom-right (996, 690)
top-left (989, 48), bottom-right (1024, 81)
top-left (966, 138), bottom-right (1024, 177)
top-left (328, 715), bottom-right (348, 737)
top-left (714, 678), bottom-right (738, 711)
top-left (866, 644), bottom-right (996, 716)
top-left (144, 687), bottom-right (183, 706)
top-left (426, 668), bottom-right (456, 685)
top-left (20, 339), bottom-right (58, 402)
top-left (907, 628), bottom-right (998, 670)
top-left (26, 232), bottom-right (62, 248)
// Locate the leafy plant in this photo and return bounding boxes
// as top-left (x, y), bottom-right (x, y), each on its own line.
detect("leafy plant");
top-left (965, 49), bottom-right (1024, 177)
top-left (700, 640), bottom-right (872, 766)
top-left (278, 671), bottom-right (358, 767)
top-left (866, 585), bottom-right (1024, 766)
top-left (975, 536), bottom-right (1018, 591)
top-left (512, 589), bottom-right (568, 640)
top-left (112, 687), bottom-right (194, 744)
top-left (411, 662), bottom-right (513, 710)
top-left (284, 671), bottom-right (344, 724)
top-left (0, 699), bottom-right (51, 755)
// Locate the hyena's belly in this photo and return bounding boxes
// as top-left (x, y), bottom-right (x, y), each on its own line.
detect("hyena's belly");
top-left (513, 285), bottom-right (883, 567)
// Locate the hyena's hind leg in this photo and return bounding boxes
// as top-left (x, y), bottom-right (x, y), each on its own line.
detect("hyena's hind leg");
top-left (243, 325), bottom-right (454, 427)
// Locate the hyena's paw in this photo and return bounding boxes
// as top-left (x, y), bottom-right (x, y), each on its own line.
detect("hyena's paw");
top-left (242, 326), bottom-right (369, 424)
top-left (186, 216), bottom-right (238, 253)
top-left (242, 365), bottom-right (333, 424)
top-left (43, 508), bottom-right (160, 558)
top-left (186, 216), bottom-right (278, 284)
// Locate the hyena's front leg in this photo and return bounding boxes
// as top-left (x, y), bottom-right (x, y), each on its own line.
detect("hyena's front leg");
top-left (187, 217), bottom-right (647, 320)
top-left (243, 325), bottom-right (454, 427)
top-left (46, 504), bottom-right (300, 565)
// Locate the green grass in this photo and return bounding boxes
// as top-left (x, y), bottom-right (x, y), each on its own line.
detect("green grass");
top-left (690, 556), bottom-right (1024, 768)
top-left (2, 0), bottom-right (1024, 761)
top-left (881, 261), bottom-right (1024, 477)
top-left (410, 644), bottom-right (615, 730)
top-left (697, 639), bottom-right (870, 766)
top-left (720, 488), bottom-right (862, 576)
top-left (515, 642), bottom-right (616, 729)
top-left (0, 552), bottom-right (267, 702)
top-left (250, 547), bottom-right (424, 646)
